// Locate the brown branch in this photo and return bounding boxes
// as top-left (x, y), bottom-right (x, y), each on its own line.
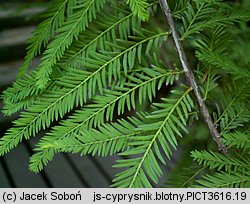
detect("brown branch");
top-left (159, 0), bottom-right (228, 154)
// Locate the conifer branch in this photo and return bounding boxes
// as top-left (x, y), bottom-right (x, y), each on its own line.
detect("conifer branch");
top-left (159, 0), bottom-right (227, 154)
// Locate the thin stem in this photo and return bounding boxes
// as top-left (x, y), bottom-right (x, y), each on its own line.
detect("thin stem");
top-left (158, 0), bottom-right (227, 154)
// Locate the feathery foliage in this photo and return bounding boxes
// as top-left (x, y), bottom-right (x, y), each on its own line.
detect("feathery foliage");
top-left (111, 88), bottom-right (194, 187)
top-left (35, 0), bottom-right (107, 89)
top-left (18, 0), bottom-right (80, 78)
top-left (126, 0), bottom-right (149, 21)
top-left (1, 0), bottom-right (250, 188)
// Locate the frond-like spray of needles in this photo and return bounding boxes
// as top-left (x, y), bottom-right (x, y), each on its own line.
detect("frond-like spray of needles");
top-left (1, 0), bottom-right (249, 187)
top-left (35, 0), bottom-right (107, 89)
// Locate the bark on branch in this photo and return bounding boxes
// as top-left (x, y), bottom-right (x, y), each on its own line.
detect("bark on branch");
top-left (159, 0), bottom-right (228, 154)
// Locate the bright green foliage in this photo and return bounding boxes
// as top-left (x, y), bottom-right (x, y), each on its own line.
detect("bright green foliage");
top-left (191, 150), bottom-right (250, 174)
top-left (112, 88), bottom-right (194, 187)
top-left (193, 171), bottom-right (250, 188)
top-left (29, 67), bottom-right (180, 173)
top-left (126, 0), bottom-right (149, 21)
top-left (18, 0), bottom-right (79, 78)
top-left (1, 0), bottom-right (250, 188)
top-left (44, 117), bottom-right (144, 156)
top-left (35, 0), bottom-right (107, 89)
top-left (223, 132), bottom-right (250, 152)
